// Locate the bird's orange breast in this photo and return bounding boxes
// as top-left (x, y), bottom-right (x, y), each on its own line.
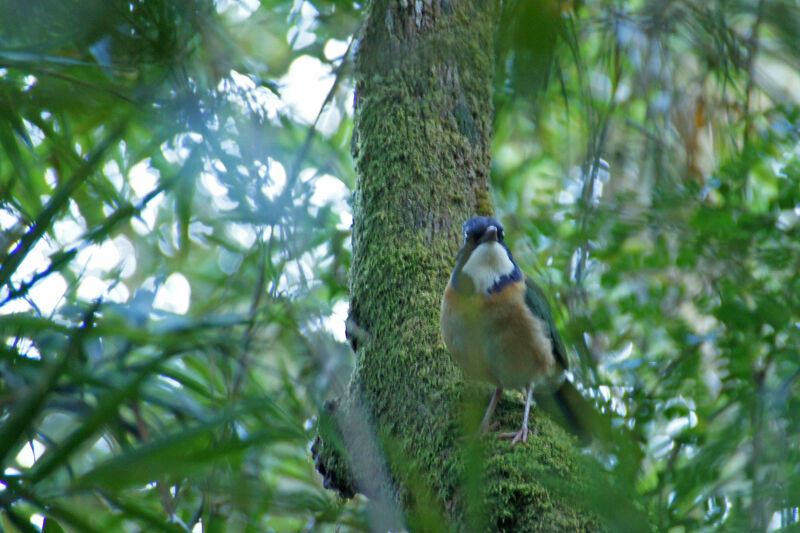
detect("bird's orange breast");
top-left (441, 278), bottom-right (558, 389)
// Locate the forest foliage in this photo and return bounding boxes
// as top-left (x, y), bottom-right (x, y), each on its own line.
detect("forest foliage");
top-left (1, 0), bottom-right (800, 531)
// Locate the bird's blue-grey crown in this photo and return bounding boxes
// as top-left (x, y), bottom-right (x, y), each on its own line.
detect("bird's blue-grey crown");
top-left (462, 216), bottom-right (505, 243)
top-left (458, 216), bottom-right (522, 294)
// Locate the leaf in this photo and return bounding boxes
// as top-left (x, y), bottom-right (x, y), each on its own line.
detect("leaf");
top-left (42, 517), bottom-right (67, 533)
top-left (76, 399), bottom-right (301, 491)
top-left (27, 351), bottom-right (165, 483)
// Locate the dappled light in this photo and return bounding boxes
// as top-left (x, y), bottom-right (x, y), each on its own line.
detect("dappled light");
top-left (1, 0), bottom-right (800, 531)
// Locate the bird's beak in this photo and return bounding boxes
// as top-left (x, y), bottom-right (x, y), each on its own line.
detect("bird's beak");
top-left (478, 225), bottom-right (498, 244)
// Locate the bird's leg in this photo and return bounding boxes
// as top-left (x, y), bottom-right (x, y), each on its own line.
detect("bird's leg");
top-left (479, 388), bottom-right (503, 434)
top-left (499, 385), bottom-right (534, 446)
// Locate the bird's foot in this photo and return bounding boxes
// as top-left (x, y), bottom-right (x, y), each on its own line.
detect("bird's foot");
top-left (499, 424), bottom-right (535, 447)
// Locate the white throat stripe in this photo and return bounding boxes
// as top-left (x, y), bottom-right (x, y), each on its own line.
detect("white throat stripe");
top-left (462, 242), bottom-right (516, 294)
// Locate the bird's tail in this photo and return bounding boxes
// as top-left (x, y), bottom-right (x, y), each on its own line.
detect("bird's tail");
top-left (534, 379), bottom-right (594, 443)
top-left (535, 380), bottom-right (642, 465)
top-left (534, 380), bottom-right (644, 480)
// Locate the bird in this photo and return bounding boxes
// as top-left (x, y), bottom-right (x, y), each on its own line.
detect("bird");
top-left (441, 216), bottom-right (589, 446)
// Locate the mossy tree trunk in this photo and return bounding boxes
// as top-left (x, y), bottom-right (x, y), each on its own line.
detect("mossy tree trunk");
top-left (314, 0), bottom-right (598, 530)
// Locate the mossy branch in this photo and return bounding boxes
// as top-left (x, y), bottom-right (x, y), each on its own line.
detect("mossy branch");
top-left (313, 0), bottom-right (614, 530)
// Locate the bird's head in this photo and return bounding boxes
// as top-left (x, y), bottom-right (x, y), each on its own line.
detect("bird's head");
top-left (451, 216), bottom-right (522, 295)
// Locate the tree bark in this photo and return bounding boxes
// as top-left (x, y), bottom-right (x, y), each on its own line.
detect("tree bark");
top-left (314, 0), bottom-right (598, 530)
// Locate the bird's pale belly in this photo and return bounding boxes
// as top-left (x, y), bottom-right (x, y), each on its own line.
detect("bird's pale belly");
top-left (441, 281), bottom-right (558, 390)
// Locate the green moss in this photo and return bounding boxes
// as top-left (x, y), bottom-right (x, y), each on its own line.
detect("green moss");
top-left (475, 192), bottom-right (494, 217)
top-left (312, 0), bottom-right (603, 529)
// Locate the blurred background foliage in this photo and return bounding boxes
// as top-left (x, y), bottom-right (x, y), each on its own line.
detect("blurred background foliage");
top-left (0, 0), bottom-right (799, 531)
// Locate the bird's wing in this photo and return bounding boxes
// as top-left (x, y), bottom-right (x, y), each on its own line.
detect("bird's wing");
top-left (524, 277), bottom-right (568, 370)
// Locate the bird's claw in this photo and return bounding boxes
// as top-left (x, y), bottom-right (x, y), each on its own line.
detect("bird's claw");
top-left (499, 425), bottom-right (535, 447)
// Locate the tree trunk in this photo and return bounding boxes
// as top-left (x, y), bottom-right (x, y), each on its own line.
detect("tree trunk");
top-left (314, 0), bottom-right (598, 530)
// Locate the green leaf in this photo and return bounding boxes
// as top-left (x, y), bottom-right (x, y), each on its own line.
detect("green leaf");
top-left (42, 517), bottom-right (67, 533)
